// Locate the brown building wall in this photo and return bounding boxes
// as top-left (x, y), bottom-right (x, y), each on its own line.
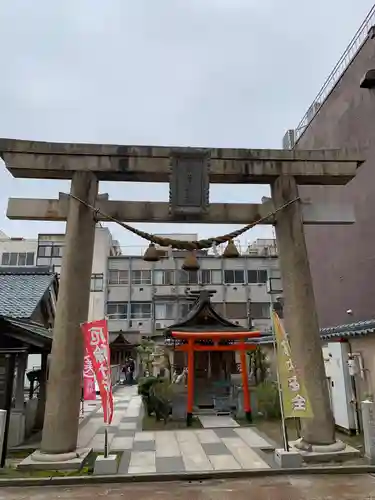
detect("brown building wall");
top-left (295, 29), bottom-right (375, 327)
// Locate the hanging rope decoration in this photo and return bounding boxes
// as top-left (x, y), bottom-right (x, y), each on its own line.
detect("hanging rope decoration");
top-left (68, 194), bottom-right (300, 250)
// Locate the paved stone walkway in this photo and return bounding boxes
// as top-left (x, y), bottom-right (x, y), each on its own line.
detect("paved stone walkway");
top-left (78, 385), bottom-right (276, 475)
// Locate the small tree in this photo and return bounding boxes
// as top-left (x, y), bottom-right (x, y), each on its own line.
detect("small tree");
top-left (248, 346), bottom-right (269, 385)
top-left (136, 338), bottom-right (155, 376)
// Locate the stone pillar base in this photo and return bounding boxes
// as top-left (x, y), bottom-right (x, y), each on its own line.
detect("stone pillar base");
top-left (293, 438), bottom-right (346, 453)
top-left (17, 448), bottom-right (92, 471)
top-left (291, 439), bottom-right (360, 463)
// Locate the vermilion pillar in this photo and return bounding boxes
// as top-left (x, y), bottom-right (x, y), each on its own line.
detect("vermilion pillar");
top-left (186, 338), bottom-right (194, 426)
top-left (240, 344), bottom-right (252, 422)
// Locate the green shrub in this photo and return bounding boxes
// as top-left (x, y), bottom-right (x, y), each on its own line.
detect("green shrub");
top-left (255, 380), bottom-right (281, 419)
top-left (138, 376), bottom-right (158, 397)
top-left (138, 376), bottom-right (172, 422)
top-left (138, 376), bottom-right (158, 416)
top-left (149, 379), bottom-right (172, 423)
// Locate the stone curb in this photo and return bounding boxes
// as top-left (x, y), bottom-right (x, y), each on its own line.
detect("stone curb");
top-left (1, 465), bottom-right (375, 488)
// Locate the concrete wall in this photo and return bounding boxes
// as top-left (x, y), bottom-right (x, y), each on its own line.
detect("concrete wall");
top-left (36, 226), bottom-right (116, 323)
top-left (295, 29), bottom-right (375, 327)
top-left (87, 227), bottom-right (113, 322)
top-left (8, 398), bottom-right (38, 447)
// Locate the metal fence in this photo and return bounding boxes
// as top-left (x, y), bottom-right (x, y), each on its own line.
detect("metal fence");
top-left (295, 5), bottom-right (375, 142)
top-left (114, 241), bottom-right (278, 258)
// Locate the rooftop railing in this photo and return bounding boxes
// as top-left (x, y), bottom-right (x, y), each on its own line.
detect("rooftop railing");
top-left (295, 5), bottom-right (375, 143)
top-left (111, 241), bottom-right (278, 258)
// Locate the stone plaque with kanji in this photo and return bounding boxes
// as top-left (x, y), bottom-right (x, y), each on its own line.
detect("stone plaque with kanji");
top-left (169, 150), bottom-right (210, 217)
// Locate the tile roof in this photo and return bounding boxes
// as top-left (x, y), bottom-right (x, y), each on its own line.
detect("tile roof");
top-left (5, 317), bottom-right (53, 339)
top-left (0, 317), bottom-right (53, 348)
top-left (165, 290), bottom-right (251, 334)
top-left (255, 320), bottom-right (375, 344)
top-left (0, 267), bottom-right (56, 319)
top-left (320, 320), bottom-right (375, 340)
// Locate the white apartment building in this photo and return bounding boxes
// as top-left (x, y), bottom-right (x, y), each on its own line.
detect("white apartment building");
top-left (35, 224), bottom-right (121, 322)
top-left (106, 236), bottom-right (280, 353)
top-left (0, 232), bottom-right (37, 267)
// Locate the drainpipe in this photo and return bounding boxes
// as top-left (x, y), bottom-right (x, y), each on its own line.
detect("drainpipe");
top-left (346, 341), bottom-right (362, 434)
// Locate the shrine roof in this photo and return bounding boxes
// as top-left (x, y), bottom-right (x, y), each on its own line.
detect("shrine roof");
top-left (0, 267), bottom-right (58, 319)
top-left (165, 290), bottom-right (252, 335)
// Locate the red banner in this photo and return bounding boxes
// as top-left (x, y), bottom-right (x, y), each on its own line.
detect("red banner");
top-left (81, 319), bottom-right (113, 424)
top-left (83, 351), bottom-right (97, 401)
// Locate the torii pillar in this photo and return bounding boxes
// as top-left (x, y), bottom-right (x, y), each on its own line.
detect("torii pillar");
top-left (40, 172), bottom-right (98, 455)
top-left (272, 175), bottom-right (340, 450)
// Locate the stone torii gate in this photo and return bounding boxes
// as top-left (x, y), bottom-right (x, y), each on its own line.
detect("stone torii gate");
top-left (0, 139), bottom-right (362, 459)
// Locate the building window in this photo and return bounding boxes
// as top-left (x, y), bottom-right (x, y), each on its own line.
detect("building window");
top-left (130, 302), bottom-right (152, 319)
top-left (224, 270), bottom-right (245, 284)
top-left (91, 273), bottom-right (104, 292)
top-left (51, 245), bottom-right (63, 257)
top-left (1, 252), bottom-right (35, 266)
top-left (26, 252), bottom-right (34, 265)
top-left (107, 302), bottom-right (128, 319)
top-left (178, 270), bottom-right (199, 285)
top-left (201, 269), bottom-right (211, 284)
top-left (200, 269), bottom-right (222, 285)
top-left (131, 270), bottom-right (152, 285)
top-left (155, 302), bottom-right (175, 320)
top-left (225, 302), bottom-right (248, 319)
top-left (247, 270), bottom-right (268, 284)
top-left (154, 270), bottom-right (175, 285)
top-left (108, 270), bottom-right (129, 285)
top-left (250, 302), bottom-right (270, 319)
top-left (178, 302), bottom-right (193, 319)
top-left (38, 243), bottom-right (63, 258)
top-left (37, 245), bottom-right (50, 257)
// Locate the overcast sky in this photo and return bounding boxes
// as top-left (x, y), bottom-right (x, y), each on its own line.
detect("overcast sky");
top-left (0, 0), bottom-right (373, 252)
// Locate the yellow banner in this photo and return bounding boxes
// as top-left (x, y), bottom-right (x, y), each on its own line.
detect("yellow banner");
top-left (273, 311), bottom-right (313, 419)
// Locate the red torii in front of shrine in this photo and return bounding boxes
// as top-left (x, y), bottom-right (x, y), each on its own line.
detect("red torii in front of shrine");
top-left (165, 290), bottom-right (260, 426)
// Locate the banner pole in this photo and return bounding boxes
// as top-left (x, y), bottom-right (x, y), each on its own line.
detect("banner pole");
top-left (104, 427), bottom-right (108, 459)
top-left (271, 308), bottom-right (289, 452)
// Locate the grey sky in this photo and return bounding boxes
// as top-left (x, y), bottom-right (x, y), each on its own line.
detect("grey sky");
top-left (0, 0), bottom-right (373, 251)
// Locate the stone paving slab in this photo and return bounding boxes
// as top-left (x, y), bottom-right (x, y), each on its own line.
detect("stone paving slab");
top-left (115, 429), bottom-right (136, 438)
top-left (155, 456), bottom-right (185, 473)
top-left (195, 429), bottom-right (222, 444)
top-left (128, 451), bottom-right (156, 474)
top-left (111, 437), bottom-right (134, 452)
top-left (209, 454), bottom-right (242, 470)
top-left (133, 440), bottom-right (155, 452)
top-left (234, 427), bottom-right (274, 449)
top-left (201, 442), bottom-right (231, 456)
top-left (199, 415), bottom-right (240, 428)
top-left (214, 427), bottom-right (238, 439)
top-left (119, 422), bottom-right (138, 430)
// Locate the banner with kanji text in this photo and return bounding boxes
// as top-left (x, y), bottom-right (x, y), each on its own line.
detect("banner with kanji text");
top-left (81, 318), bottom-right (114, 424)
top-left (83, 350), bottom-right (97, 401)
top-left (272, 310), bottom-right (313, 419)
